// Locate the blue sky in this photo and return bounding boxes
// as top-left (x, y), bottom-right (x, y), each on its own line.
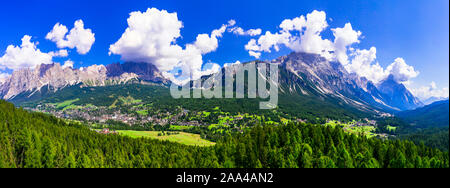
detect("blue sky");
top-left (0, 0), bottom-right (448, 98)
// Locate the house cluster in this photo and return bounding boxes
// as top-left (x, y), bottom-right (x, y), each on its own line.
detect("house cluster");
top-left (354, 118), bottom-right (377, 127)
top-left (98, 112), bottom-right (138, 124)
top-left (33, 102), bottom-right (209, 128)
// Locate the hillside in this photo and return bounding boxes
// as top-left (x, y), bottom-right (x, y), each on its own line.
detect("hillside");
top-left (397, 100), bottom-right (449, 128)
top-left (4, 52), bottom-right (426, 119)
top-left (11, 83), bottom-right (372, 123)
top-left (1, 100), bottom-right (448, 168)
top-left (0, 100), bottom-right (218, 168)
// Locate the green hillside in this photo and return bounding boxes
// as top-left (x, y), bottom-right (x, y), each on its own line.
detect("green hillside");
top-left (397, 100), bottom-right (449, 128)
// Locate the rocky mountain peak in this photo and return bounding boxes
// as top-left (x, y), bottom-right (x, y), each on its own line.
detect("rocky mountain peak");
top-left (377, 74), bottom-right (423, 110)
top-left (0, 62), bottom-right (143, 100)
top-left (273, 52), bottom-right (422, 112)
top-left (106, 62), bottom-right (168, 84)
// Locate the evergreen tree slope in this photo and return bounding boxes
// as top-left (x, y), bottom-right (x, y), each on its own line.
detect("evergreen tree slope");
top-left (0, 100), bottom-right (448, 168)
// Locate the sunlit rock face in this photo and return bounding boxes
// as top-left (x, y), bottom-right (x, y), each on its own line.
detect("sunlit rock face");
top-left (0, 63), bottom-right (147, 100)
top-left (106, 62), bottom-right (169, 84)
top-left (377, 75), bottom-right (423, 110)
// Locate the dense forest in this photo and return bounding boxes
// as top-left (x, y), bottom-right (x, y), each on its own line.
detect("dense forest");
top-left (397, 128), bottom-right (449, 152)
top-left (375, 117), bottom-right (449, 152)
top-left (0, 100), bottom-right (448, 168)
top-left (397, 100), bottom-right (449, 128)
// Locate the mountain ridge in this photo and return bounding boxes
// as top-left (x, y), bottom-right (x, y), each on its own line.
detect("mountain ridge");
top-left (397, 100), bottom-right (449, 128)
top-left (377, 74), bottom-right (423, 111)
top-left (0, 62), bottom-right (168, 100)
top-left (206, 52), bottom-right (421, 112)
top-left (1, 52), bottom-right (423, 113)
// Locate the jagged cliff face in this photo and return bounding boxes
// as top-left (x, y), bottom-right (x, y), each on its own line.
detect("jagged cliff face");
top-left (277, 52), bottom-right (424, 111)
top-left (211, 52), bottom-right (422, 112)
top-left (0, 62), bottom-right (170, 100)
top-left (377, 75), bottom-right (423, 110)
top-left (0, 63), bottom-right (140, 100)
top-left (279, 52), bottom-right (362, 95)
top-left (274, 52), bottom-right (400, 111)
top-left (106, 62), bottom-right (169, 84)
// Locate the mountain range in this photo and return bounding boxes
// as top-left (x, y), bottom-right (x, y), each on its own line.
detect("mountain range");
top-left (275, 52), bottom-right (423, 111)
top-left (200, 52), bottom-right (423, 112)
top-left (0, 52), bottom-right (424, 114)
top-left (0, 62), bottom-right (168, 100)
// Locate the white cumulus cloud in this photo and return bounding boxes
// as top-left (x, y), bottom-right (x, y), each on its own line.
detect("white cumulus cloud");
top-left (248, 51), bottom-right (261, 59)
top-left (345, 47), bottom-right (388, 83)
top-left (386, 58), bottom-right (419, 83)
top-left (62, 60), bottom-right (74, 69)
top-left (109, 8), bottom-right (233, 85)
top-left (409, 82), bottom-right (449, 101)
top-left (109, 8), bottom-right (184, 72)
top-left (245, 10), bottom-right (358, 61)
top-left (332, 23), bottom-right (362, 65)
top-left (194, 22), bottom-right (230, 54)
top-left (294, 10), bottom-right (334, 59)
top-left (46, 20), bottom-right (95, 55)
top-left (345, 48), bottom-right (420, 84)
top-left (244, 31), bottom-right (291, 58)
top-left (229, 26), bottom-right (262, 36)
top-left (48, 49), bottom-right (69, 57)
top-left (279, 15), bottom-right (306, 32)
top-left (227, 20), bottom-right (262, 37)
top-left (0, 35), bottom-right (54, 71)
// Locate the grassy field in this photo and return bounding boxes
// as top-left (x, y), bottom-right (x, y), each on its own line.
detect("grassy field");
top-left (387, 125), bottom-right (397, 132)
top-left (170, 125), bottom-right (194, 131)
top-left (346, 126), bottom-right (377, 138)
top-left (136, 110), bottom-right (149, 116)
top-left (52, 99), bottom-right (80, 109)
top-left (324, 120), bottom-right (378, 138)
top-left (116, 130), bottom-right (215, 147)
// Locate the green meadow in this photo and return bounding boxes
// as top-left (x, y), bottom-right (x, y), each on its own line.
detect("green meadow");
top-left (116, 130), bottom-right (215, 147)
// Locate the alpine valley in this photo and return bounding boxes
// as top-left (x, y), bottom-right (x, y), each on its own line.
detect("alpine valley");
top-left (0, 52), bottom-right (448, 168)
top-left (1, 52), bottom-right (424, 114)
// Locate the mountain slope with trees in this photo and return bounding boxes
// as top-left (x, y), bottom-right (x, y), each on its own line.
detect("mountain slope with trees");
top-left (397, 100), bottom-right (449, 128)
top-left (1, 100), bottom-right (448, 168)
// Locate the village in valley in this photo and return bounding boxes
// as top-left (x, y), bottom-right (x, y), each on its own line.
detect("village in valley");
top-left (26, 96), bottom-right (393, 140)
